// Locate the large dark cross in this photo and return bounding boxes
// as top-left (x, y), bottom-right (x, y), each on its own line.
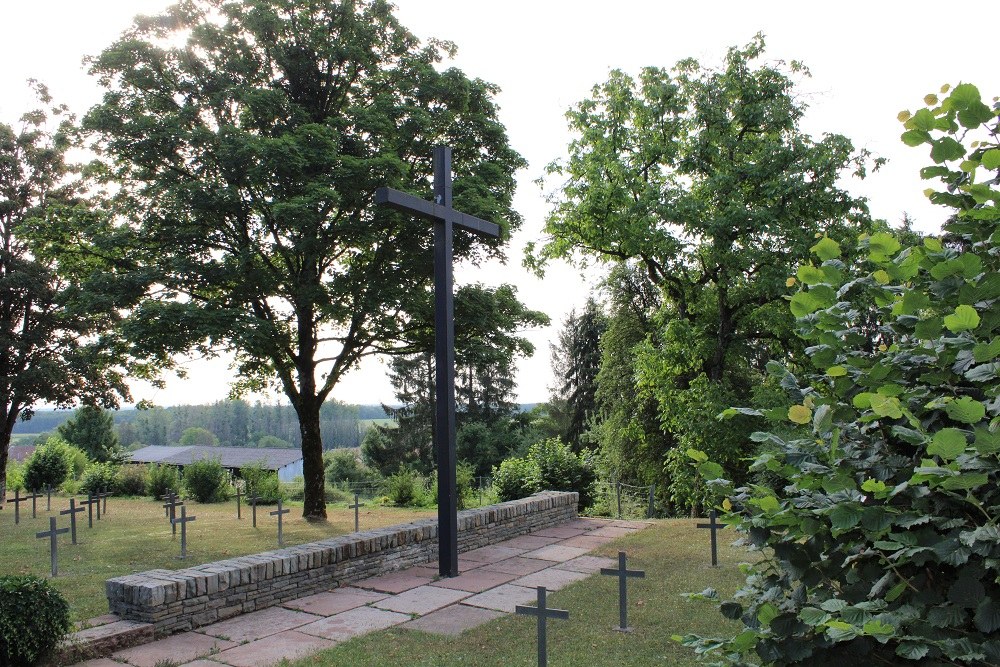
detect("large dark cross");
top-left (697, 509), bottom-right (728, 567)
top-left (162, 495), bottom-right (184, 536)
top-left (60, 498), bottom-right (85, 545)
top-left (600, 550), bottom-right (646, 632)
top-left (270, 499), bottom-right (290, 546)
top-left (376, 146), bottom-right (500, 578)
top-left (171, 506), bottom-right (196, 559)
top-left (36, 517), bottom-right (69, 577)
top-left (515, 586), bottom-right (570, 667)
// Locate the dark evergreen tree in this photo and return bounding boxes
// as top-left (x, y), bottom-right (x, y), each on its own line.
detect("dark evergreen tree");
top-left (549, 298), bottom-right (607, 451)
top-left (57, 406), bottom-right (121, 462)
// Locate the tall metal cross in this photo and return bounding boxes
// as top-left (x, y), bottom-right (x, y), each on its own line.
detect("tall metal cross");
top-left (46, 484), bottom-right (53, 511)
top-left (26, 489), bottom-right (41, 519)
top-left (376, 146), bottom-right (500, 578)
top-left (171, 506), bottom-right (196, 559)
top-left (270, 499), bottom-right (290, 546)
top-left (99, 490), bottom-right (112, 515)
top-left (249, 494), bottom-right (261, 528)
top-left (600, 551), bottom-right (646, 632)
top-left (515, 586), bottom-right (569, 667)
top-left (36, 517), bottom-right (69, 577)
top-left (235, 484), bottom-right (242, 520)
top-left (60, 498), bottom-right (85, 545)
top-left (697, 509), bottom-right (727, 567)
top-left (93, 491), bottom-right (102, 521)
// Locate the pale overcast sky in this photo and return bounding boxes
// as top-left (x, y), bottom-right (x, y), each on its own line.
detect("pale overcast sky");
top-left (1, 1), bottom-right (994, 407)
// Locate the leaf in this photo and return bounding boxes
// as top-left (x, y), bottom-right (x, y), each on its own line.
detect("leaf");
top-left (820, 599), bottom-right (848, 613)
top-left (974, 428), bottom-right (1000, 454)
top-left (796, 265), bottom-right (827, 285)
top-left (869, 394), bottom-right (903, 419)
top-left (757, 603), bottom-right (779, 626)
top-left (944, 305), bottom-right (981, 333)
top-left (720, 601), bottom-right (743, 620)
top-left (973, 339), bottom-right (1000, 363)
top-left (868, 232), bottom-right (901, 259)
top-left (975, 599), bottom-right (1000, 633)
top-left (829, 504), bottom-right (862, 531)
top-left (811, 236), bottom-right (841, 261)
top-left (983, 149), bottom-right (1000, 170)
top-left (945, 397), bottom-right (986, 424)
top-left (949, 83), bottom-right (981, 110)
top-left (686, 448), bottom-right (708, 463)
top-left (942, 473), bottom-right (988, 490)
top-left (826, 366), bottom-right (847, 378)
top-left (897, 642), bottom-right (930, 660)
top-left (757, 496), bottom-right (780, 513)
top-left (863, 620), bottom-right (895, 637)
top-left (872, 270), bottom-right (890, 285)
top-left (788, 405), bottom-right (812, 424)
top-left (927, 428), bottom-right (967, 460)
top-left (930, 137), bottom-right (966, 163)
top-left (698, 461), bottom-right (725, 481)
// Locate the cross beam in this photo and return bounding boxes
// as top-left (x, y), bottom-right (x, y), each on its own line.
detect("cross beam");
top-left (515, 586), bottom-right (569, 667)
top-left (375, 146), bottom-right (501, 579)
top-left (36, 517), bottom-right (69, 577)
top-left (697, 509), bottom-right (728, 567)
top-left (600, 550), bottom-right (646, 631)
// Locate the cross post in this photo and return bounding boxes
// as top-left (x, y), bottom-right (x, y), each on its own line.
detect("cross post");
top-left (647, 483), bottom-right (656, 519)
top-left (6, 489), bottom-right (25, 524)
top-left (78, 495), bottom-right (95, 528)
top-left (27, 489), bottom-right (42, 519)
top-left (171, 506), bottom-right (196, 559)
top-left (270, 499), bottom-right (290, 546)
top-left (93, 491), bottom-right (101, 521)
top-left (376, 146), bottom-right (501, 578)
top-left (697, 509), bottom-right (727, 567)
top-left (515, 586), bottom-right (569, 667)
top-left (249, 495), bottom-right (261, 528)
top-left (60, 498), bottom-right (85, 545)
top-left (162, 495), bottom-right (184, 536)
top-left (100, 489), bottom-right (111, 515)
top-left (600, 551), bottom-right (646, 632)
top-left (235, 484), bottom-right (242, 520)
top-left (46, 484), bottom-right (52, 512)
top-left (36, 517), bottom-right (69, 577)
top-left (349, 493), bottom-right (362, 532)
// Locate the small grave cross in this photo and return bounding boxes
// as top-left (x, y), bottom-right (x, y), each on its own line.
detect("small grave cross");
top-left (697, 509), bottom-right (727, 567)
top-left (6, 489), bottom-right (26, 524)
top-left (600, 551), bottom-right (646, 632)
top-left (46, 483), bottom-right (53, 512)
top-left (99, 490), bottom-right (112, 515)
top-left (235, 484), bottom-right (242, 520)
top-left (270, 499), bottom-right (290, 546)
top-left (349, 493), bottom-right (362, 533)
top-left (93, 492), bottom-right (102, 521)
top-left (161, 492), bottom-right (176, 519)
top-left (60, 498), bottom-right (85, 545)
top-left (515, 586), bottom-right (569, 667)
top-left (376, 146), bottom-right (500, 578)
top-left (171, 506), bottom-right (196, 559)
top-left (26, 489), bottom-right (42, 519)
top-left (162, 494), bottom-right (184, 536)
top-left (78, 495), bottom-right (96, 528)
top-left (36, 517), bottom-right (69, 577)
top-left (249, 494), bottom-right (261, 528)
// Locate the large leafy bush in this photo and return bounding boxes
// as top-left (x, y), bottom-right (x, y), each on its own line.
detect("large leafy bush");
top-left (183, 457), bottom-right (229, 503)
top-left (240, 461), bottom-right (283, 504)
top-left (0, 575), bottom-right (71, 666)
top-left (79, 462), bottom-right (118, 495)
top-left (680, 84), bottom-right (1000, 665)
top-left (146, 463), bottom-right (180, 500)
top-left (491, 438), bottom-right (595, 507)
top-left (22, 438), bottom-right (72, 491)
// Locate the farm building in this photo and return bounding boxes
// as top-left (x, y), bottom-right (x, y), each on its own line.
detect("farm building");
top-left (129, 446), bottom-right (304, 482)
top-left (9, 445), bottom-right (36, 463)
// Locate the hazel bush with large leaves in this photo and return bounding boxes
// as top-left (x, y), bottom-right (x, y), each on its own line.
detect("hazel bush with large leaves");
top-left (678, 84), bottom-right (1000, 665)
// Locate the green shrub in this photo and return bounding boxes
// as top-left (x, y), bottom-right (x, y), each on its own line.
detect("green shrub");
top-left (22, 439), bottom-right (72, 491)
top-left (0, 574), bottom-right (71, 666)
top-left (182, 457), bottom-right (229, 503)
top-left (240, 461), bottom-right (283, 504)
top-left (492, 456), bottom-right (539, 502)
top-left (114, 465), bottom-right (147, 496)
top-left (324, 449), bottom-right (375, 486)
top-left (5, 461), bottom-right (25, 493)
top-left (530, 438), bottom-right (597, 508)
top-left (146, 464), bottom-right (180, 500)
top-left (680, 84), bottom-right (1000, 665)
top-left (80, 462), bottom-right (118, 495)
top-left (386, 470), bottom-right (424, 507)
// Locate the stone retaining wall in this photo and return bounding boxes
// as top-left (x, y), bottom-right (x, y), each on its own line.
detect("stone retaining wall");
top-left (106, 491), bottom-right (578, 635)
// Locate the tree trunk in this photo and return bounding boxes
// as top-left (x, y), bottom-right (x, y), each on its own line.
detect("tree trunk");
top-left (0, 418), bottom-right (14, 508)
top-left (296, 399), bottom-right (327, 520)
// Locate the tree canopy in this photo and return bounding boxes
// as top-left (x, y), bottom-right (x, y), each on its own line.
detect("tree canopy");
top-left (83, 0), bottom-right (526, 518)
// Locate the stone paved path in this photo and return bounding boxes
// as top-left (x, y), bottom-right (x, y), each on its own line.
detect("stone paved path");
top-left (70, 517), bottom-right (648, 667)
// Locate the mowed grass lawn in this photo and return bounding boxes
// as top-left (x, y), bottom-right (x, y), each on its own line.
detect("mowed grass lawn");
top-left (291, 519), bottom-right (751, 667)
top-left (0, 495), bottom-right (434, 621)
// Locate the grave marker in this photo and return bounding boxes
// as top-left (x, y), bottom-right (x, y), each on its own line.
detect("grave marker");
top-left (26, 490), bottom-right (42, 519)
top-left (376, 146), bottom-right (500, 578)
top-left (349, 493), bottom-right (362, 532)
top-left (235, 484), bottom-right (242, 520)
top-left (35, 517), bottom-right (69, 577)
top-left (249, 494), bottom-right (261, 528)
top-left (270, 499), bottom-right (290, 546)
top-left (6, 489), bottom-right (26, 524)
top-left (171, 506), bottom-right (196, 559)
top-left (162, 494), bottom-right (184, 536)
top-left (46, 484), bottom-right (53, 511)
top-left (99, 490), bottom-right (112, 515)
top-left (600, 551), bottom-right (646, 632)
top-left (697, 509), bottom-right (727, 567)
top-left (94, 491), bottom-right (102, 521)
top-left (59, 498), bottom-right (85, 545)
top-left (78, 495), bottom-right (96, 528)
top-left (515, 586), bottom-right (569, 667)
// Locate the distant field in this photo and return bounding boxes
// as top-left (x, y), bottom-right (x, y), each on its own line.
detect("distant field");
top-left (10, 433), bottom-right (40, 445)
top-left (358, 418), bottom-right (396, 430)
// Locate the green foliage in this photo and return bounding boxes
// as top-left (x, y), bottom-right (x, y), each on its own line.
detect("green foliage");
top-left (681, 84), bottom-right (1000, 665)
top-left (114, 465), bottom-right (147, 497)
top-left (182, 457), bottom-right (229, 503)
top-left (324, 449), bottom-right (375, 487)
top-left (0, 575), bottom-right (71, 666)
top-left (492, 456), bottom-right (541, 502)
top-left (4, 461), bottom-right (25, 492)
top-left (240, 462), bottom-right (283, 504)
top-left (146, 464), bottom-right (180, 500)
top-left (22, 438), bottom-right (72, 491)
top-left (529, 438), bottom-right (597, 509)
top-left (58, 406), bottom-right (122, 463)
top-left (385, 470), bottom-right (424, 507)
top-left (549, 298), bottom-right (606, 451)
top-left (256, 435), bottom-right (292, 449)
top-left (178, 427), bottom-right (219, 447)
top-left (80, 462), bottom-right (118, 495)
top-left (63, 444), bottom-right (89, 480)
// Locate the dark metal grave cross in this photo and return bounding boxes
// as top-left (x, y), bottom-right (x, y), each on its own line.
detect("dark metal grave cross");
top-left (697, 509), bottom-right (727, 567)
top-left (600, 551), bottom-right (646, 632)
top-left (99, 490), bottom-right (112, 515)
top-left (349, 493), bottom-right (362, 533)
top-left (60, 498), bottom-right (85, 545)
top-left (6, 489), bottom-right (26, 524)
top-left (160, 492), bottom-right (176, 518)
top-left (376, 146), bottom-right (500, 578)
top-left (515, 586), bottom-right (569, 667)
top-left (78, 495), bottom-right (96, 528)
top-left (36, 517), bottom-right (69, 577)
top-left (171, 506), bottom-right (196, 559)
top-left (235, 485), bottom-right (242, 520)
top-left (163, 495), bottom-right (184, 536)
top-left (270, 499), bottom-right (290, 546)
top-left (249, 495), bottom-right (261, 528)
top-left (46, 484), bottom-right (53, 511)
top-left (93, 492), bottom-right (102, 521)
top-left (26, 490), bottom-right (42, 519)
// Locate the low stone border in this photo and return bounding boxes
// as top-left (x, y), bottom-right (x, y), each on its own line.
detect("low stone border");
top-left (105, 491), bottom-right (578, 637)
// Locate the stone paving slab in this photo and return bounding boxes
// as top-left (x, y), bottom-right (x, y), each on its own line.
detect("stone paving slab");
top-left (609, 519), bottom-right (653, 529)
top-left (424, 557), bottom-right (485, 574)
top-left (513, 567), bottom-right (590, 591)
top-left (429, 567), bottom-right (519, 593)
top-left (356, 569), bottom-right (434, 594)
top-left (211, 630), bottom-right (335, 667)
top-left (559, 534), bottom-right (615, 550)
top-left (282, 587), bottom-right (388, 616)
top-left (113, 632), bottom-right (235, 667)
top-left (532, 525), bottom-right (588, 539)
top-left (461, 545), bottom-right (528, 563)
top-left (497, 534), bottom-right (562, 550)
top-left (562, 517), bottom-right (616, 530)
top-left (374, 585), bottom-right (471, 615)
top-left (178, 660), bottom-right (227, 667)
top-left (72, 660), bottom-right (124, 667)
top-left (196, 606), bottom-right (322, 643)
top-left (521, 544), bottom-right (590, 562)
top-left (589, 525), bottom-right (639, 538)
top-left (554, 555), bottom-right (618, 574)
top-left (297, 606), bottom-right (410, 642)
top-left (462, 583), bottom-right (539, 613)
top-left (490, 556), bottom-right (555, 576)
top-left (408, 565), bottom-right (440, 578)
top-left (401, 604), bottom-right (505, 636)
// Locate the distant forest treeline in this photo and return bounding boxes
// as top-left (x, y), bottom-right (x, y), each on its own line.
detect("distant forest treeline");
top-left (13, 401), bottom-right (392, 450)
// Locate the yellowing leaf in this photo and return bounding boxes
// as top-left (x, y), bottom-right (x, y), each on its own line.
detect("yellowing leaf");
top-left (786, 277), bottom-right (796, 287)
top-left (827, 366), bottom-right (847, 377)
top-left (788, 405), bottom-right (812, 424)
top-left (944, 305), bottom-right (981, 333)
top-left (811, 236), bottom-right (841, 261)
top-left (940, 83), bottom-right (951, 94)
top-left (924, 94), bottom-right (938, 105)
top-left (873, 270), bottom-right (890, 285)
top-left (722, 498), bottom-right (732, 511)
top-left (897, 110), bottom-right (912, 122)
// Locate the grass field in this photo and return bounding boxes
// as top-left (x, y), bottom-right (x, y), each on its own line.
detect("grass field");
top-left (290, 520), bottom-right (751, 667)
top-left (0, 495), bottom-right (434, 622)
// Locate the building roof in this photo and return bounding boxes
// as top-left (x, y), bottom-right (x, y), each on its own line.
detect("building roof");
top-left (129, 446), bottom-right (302, 471)
top-left (9, 445), bottom-right (36, 463)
